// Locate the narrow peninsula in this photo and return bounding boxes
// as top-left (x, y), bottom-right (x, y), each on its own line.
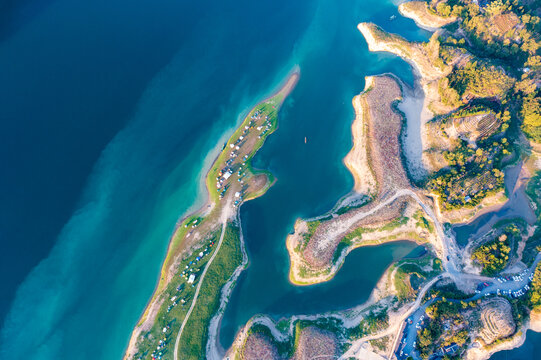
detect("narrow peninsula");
top-left (124, 70), bottom-right (299, 360)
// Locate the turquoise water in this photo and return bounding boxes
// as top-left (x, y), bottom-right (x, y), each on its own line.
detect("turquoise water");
top-left (1, 0), bottom-right (314, 358)
top-left (218, 0), bottom-right (430, 347)
top-left (5, 0), bottom-right (537, 359)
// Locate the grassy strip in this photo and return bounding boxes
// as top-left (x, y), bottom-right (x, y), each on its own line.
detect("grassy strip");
top-left (392, 255), bottom-right (443, 301)
top-left (342, 216), bottom-right (409, 244)
top-left (206, 96), bottom-right (283, 204)
top-left (177, 223), bottom-right (243, 360)
top-left (523, 171), bottom-right (541, 266)
top-left (348, 308), bottom-right (389, 340)
top-left (134, 230), bottom-right (220, 359)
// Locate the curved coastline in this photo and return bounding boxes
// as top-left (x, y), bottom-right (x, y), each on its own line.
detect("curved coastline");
top-left (286, 74), bottom-right (443, 286)
top-left (123, 68), bottom-right (300, 359)
top-left (220, 3), bottom-right (541, 360)
top-left (343, 77), bottom-right (378, 196)
top-left (398, 1), bottom-right (456, 31)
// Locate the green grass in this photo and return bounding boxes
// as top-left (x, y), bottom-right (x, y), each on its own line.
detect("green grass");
top-left (341, 216), bottom-right (409, 244)
top-left (133, 76), bottom-right (296, 360)
top-left (133, 230), bottom-right (220, 360)
top-left (298, 220), bottom-right (320, 251)
top-left (348, 308), bottom-right (389, 339)
top-left (392, 254), bottom-right (443, 301)
top-left (177, 223), bottom-right (243, 360)
top-left (523, 171), bottom-right (541, 265)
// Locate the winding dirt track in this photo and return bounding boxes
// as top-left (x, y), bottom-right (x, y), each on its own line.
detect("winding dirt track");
top-left (173, 200), bottom-right (233, 360)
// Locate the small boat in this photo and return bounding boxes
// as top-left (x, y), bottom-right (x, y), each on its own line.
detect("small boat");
top-left (390, 15), bottom-right (396, 20)
top-left (304, 137), bottom-right (307, 144)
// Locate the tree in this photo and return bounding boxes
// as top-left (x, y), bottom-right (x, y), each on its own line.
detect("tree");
top-left (521, 94), bottom-right (541, 142)
top-left (437, 3), bottom-right (452, 17)
top-left (418, 328), bottom-right (433, 348)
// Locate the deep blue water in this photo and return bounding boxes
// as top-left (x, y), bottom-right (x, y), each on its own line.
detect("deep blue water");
top-left (218, 0), bottom-right (430, 347)
top-left (1, 0), bottom-right (313, 357)
top-left (490, 331), bottom-right (541, 360)
top-left (1, 0), bottom-right (537, 359)
top-left (0, 0), bottom-right (203, 325)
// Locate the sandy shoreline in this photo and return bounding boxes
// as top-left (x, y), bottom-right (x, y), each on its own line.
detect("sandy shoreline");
top-left (286, 74), bottom-right (448, 285)
top-left (358, 22), bottom-right (438, 177)
top-left (398, 1), bottom-right (456, 31)
top-left (344, 78), bottom-right (377, 195)
top-left (123, 68), bottom-right (300, 359)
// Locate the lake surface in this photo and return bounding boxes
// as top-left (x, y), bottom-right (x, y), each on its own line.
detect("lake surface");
top-left (490, 331), bottom-right (541, 360)
top-left (217, 0), bottom-right (431, 347)
top-left (2, 0), bottom-right (537, 359)
top-left (453, 161), bottom-right (537, 247)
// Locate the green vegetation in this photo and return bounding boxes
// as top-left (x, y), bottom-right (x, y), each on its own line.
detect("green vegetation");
top-left (438, 0), bottom-right (541, 143)
top-left (206, 99), bottom-right (281, 204)
top-left (335, 197), bottom-right (370, 215)
top-left (471, 234), bottom-right (511, 276)
top-left (392, 255), bottom-right (442, 301)
top-left (332, 216), bottom-right (411, 262)
top-left (305, 221), bottom-right (321, 241)
top-left (523, 171), bottom-right (541, 265)
top-left (438, 77), bottom-right (463, 107)
top-left (133, 230), bottom-right (220, 360)
top-left (428, 0), bottom-right (541, 210)
top-left (413, 210), bottom-right (434, 233)
top-left (178, 224), bottom-right (243, 360)
top-left (449, 105), bottom-right (496, 119)
top-left (428, 137), bottom-right (507, 209)
top-left (529, 262), bottom-right (541, 311)
top-left (369, 336), bottom-right (389, 352)
top-left (521, 94), bottom-right (541, 142)
top-left (348, 308), bottom-right (389, 339)
top-left (417, 299), bottom-right (476, 359)
top-left (447, 60), bottom-right (515, 99)
top-left (426, 282), bottom-right (472, 301)
top-left (468, 219), bottom-right (526, 275)
top-left (296, 317), bottom-right (345, 338)
top-left (296, 220), bottom-right (321, 253)
top-left (342, 216), bottom-right (409, 244)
